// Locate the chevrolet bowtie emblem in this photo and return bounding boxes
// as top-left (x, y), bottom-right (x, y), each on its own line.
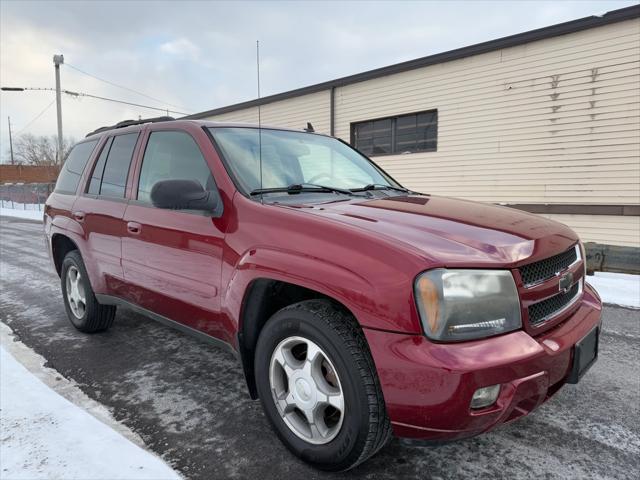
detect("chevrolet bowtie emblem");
top-left (559, 272), bottom-right (574, 294)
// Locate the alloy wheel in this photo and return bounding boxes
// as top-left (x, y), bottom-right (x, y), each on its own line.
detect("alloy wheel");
top-left (65, 265), bottom-right (87, 319)
top-left (269, 336), bottom-right (345, 444)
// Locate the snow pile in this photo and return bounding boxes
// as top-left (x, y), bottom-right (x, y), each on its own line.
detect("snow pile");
top-left (0, 206), bottom-right (43, 221)
top-left (0, 201), bottom-right (44, 211)
top-left (586, 272), bottom-right (640, 309)
top-left (1, 201), bottom-right (45, 221)
top-left (0, 343), bottom-right (181, 479)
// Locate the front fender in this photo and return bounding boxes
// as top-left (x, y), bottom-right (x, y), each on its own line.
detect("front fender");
top-left (223, 246), bottom-right (422, 334)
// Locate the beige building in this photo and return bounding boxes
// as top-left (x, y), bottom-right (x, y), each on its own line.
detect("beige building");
top-left (189, 6), bottom-right (640, 268)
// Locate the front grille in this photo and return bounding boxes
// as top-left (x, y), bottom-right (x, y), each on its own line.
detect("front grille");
top-left (519, 246), bottom-right (578, 287)
top-left (528, 282), bottom-right (580, 325)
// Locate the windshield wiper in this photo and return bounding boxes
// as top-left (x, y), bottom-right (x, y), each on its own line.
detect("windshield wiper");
top-left (250, 183), bottom-right (360, 196)
top-left (352, 183), bottom-right (410, 193)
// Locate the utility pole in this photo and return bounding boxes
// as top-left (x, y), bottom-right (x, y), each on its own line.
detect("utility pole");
top-left (7, 116), bottom-right (15, 165)
top-left (53, 54), bottom-right (64, 164)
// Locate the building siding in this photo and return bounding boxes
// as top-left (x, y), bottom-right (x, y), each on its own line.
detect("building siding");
top-left (202, 18), bottom-right (640, 247)
top-left (204, 90), bottom-right (331, 134)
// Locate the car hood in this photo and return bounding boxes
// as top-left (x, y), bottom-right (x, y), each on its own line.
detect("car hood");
top-left (287, 194), bottom-right (578, 267)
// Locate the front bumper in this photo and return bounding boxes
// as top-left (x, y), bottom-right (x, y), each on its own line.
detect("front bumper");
top-left (364, 283), bottom-right (602, 440)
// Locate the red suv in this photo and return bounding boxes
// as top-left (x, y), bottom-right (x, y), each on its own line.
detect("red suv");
top-left (44, 118), bottom-right (602, 471)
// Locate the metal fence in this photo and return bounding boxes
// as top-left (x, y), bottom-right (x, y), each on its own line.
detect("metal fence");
top-left (0, 183), bottom-right (55, 211)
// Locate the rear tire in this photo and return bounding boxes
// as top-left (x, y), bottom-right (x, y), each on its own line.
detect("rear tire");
top-left (61, 250), bottom-right (116, 333)
top-left (254, 299), bottom-right (391, 471)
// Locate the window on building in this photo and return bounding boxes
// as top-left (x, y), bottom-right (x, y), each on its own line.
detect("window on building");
top-left (137, 131), bottom-right (215, 205)
top-left (97, 133), bottom-right (139, 198)
top-left (351, 110), bottom-right (437, 156)
top-left (54, 140), bottom-right (98, 194)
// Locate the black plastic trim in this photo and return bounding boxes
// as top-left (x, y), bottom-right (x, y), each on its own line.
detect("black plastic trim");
top-left (86, 116), bottom-right (174, 138)
top-left (566, 326), bottom-right (599, 384)
top-left (95, 294), bottom-right (238, 358)
top-left (507, 203), bottom-right (640, 216)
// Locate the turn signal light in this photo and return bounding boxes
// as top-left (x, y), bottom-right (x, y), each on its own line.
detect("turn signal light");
top-left (416, 276), bottom-right (440, 334)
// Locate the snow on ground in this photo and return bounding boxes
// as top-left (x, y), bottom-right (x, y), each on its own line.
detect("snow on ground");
top-left (0, 207), bottom-right (43, 222)
top-left (587, 271), bottom-right (640, 309)
top-left (0, 324), bottom-right (181, 480)
top-left (0, 201), bottom-right (43, 211)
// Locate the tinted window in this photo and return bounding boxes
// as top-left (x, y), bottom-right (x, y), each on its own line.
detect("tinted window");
top-left (137, 131), bottom-right (215, 204)
top-left (353, 119), bottom-right (392, 155)
top-left (352, 109), bottom-right (437, 156)
top-left (54, 140), bottom-right (98, 193)
top-left (99, 133), bottom-right (138, 197)
top-left (87, 137), bottom-right (113, 195)
top-left (417, 111), bottom-right (438, 150)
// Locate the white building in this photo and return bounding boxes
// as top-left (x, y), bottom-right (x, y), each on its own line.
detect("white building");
top-left (189, 5), bottom-right (640, 271)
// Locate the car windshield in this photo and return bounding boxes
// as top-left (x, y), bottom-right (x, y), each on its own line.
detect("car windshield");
top-left (209, 127), bottom-right (399, 195)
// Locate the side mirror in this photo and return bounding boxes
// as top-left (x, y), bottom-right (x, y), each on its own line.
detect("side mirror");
top-left (150, 179), bottom-right (220, 212)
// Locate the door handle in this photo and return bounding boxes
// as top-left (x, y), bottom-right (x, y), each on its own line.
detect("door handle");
top-left (72, 211), bottom-right (85, 222)
top-left (127, 222), bottom-right (142, 235)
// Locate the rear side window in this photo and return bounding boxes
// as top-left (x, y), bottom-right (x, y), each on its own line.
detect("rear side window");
top-left (55, 140), bottom-right (98, 194)
top-left (137, 131), bottom-right (215, 204)
top-left (95, 133), bottom-right (139, 198)
top-left (87, 137), bottom-right (113, 195)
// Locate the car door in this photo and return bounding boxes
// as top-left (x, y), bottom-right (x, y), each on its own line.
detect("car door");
top-left (120, 129), bottom-right (227, 341)
top-left (73, 132), bottom-right (140, 294)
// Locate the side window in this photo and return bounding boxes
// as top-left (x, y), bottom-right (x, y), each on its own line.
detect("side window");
top-left (87, 137), bottom-right (113, 195)
top-left (99, 133), bottom-right (139, 198)
top-left (54, 140), bottom-right (98, 193)
top-left (137, 131), bottom-right (215, 205)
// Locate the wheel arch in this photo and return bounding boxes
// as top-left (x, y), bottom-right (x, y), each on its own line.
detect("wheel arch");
top-left (51, 233), bottom-right (80, 277)
top-left (237, 278), bottom-right (354, 399)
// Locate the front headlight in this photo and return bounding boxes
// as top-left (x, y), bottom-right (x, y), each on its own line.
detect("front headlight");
top-left (414, 269), bottom-right (521, 342)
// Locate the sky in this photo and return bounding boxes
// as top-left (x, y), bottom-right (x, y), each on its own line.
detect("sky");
top-left (0, 0), bottom-right (637, 163)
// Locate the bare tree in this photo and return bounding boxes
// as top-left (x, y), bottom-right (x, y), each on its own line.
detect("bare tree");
top-left (10, 134), bottom-right (74, 166)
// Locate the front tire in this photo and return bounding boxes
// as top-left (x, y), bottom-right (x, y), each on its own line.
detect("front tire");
top-left (254, 300), bottom-right (391, 471)
top-left (61, 250), bottom-right (116, 333)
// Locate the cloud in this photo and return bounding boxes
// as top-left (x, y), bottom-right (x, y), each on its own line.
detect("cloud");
top-left (159, 38), bottom-right (201, 61)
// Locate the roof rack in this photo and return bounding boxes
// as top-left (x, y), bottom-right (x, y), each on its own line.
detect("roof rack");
top-left (85, 116), bottom-right (175, 137)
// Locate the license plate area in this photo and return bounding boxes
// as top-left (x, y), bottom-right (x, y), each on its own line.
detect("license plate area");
top-left (567, 326), bottom-right (599, 384)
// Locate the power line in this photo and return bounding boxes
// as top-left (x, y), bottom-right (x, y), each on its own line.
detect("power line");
top-left (1, 86), bottom-right (189, 115)
top-left (65, 90), bottom-right (189, 115)
top-left (64, 62), bottom-right (193, 113)
top-left (15, 98), bottom-right (56, 135)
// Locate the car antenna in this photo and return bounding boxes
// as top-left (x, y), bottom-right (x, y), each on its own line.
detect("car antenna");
top-left (256, 40), bottom-right (264, 205)
top-left (305, 122), bottom-right (315, 132)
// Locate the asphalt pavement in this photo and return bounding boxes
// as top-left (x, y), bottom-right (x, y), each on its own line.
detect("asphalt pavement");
top-left (1, 216), bottom-right (639, 480)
